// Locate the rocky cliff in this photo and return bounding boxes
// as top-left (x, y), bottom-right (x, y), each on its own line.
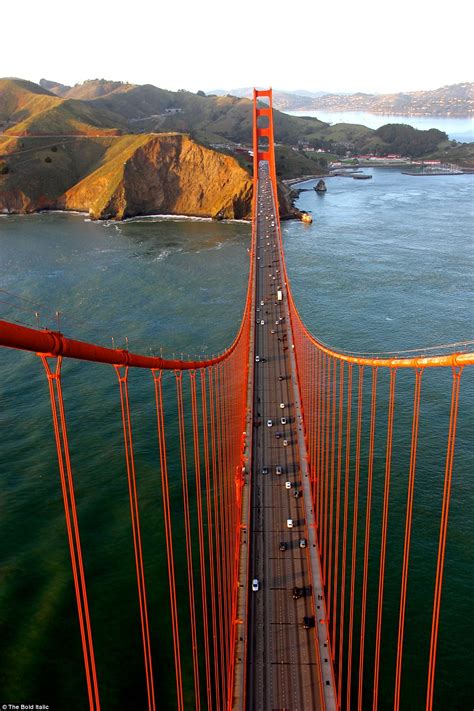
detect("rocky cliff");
top-left (63, 133), bottom-right (253, 220)
top-left (0, 133), bottom-right (255, 220)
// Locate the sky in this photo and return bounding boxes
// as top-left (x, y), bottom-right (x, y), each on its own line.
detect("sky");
top-left (3, 0), bottom-right (472, 94)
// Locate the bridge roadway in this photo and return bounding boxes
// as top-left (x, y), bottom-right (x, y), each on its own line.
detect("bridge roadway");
top-left (246, 162), bottom-right (323, 710)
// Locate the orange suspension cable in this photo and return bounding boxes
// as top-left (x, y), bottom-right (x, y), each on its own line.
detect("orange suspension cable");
top-left (426, 367), bottom-right (463, 711)
top-left (338, 363), bottom-right (353, 708)
top-left (115, 365), bottom-right (155, 711)
top-left (346, 365), bottom-right (364, 710)
top-left (394, 368), bottom-right (423, 710)
top-left (190, 371), bottom-right (213, 710)
top-left (373, 367), bottom-right (396, 710)
top-left (317, 349), bottom-right (324, 536)
top-left (358, 367), bottom-right (378, 710)
top-left (325, 354), bottom-right (332, 581)
top-left (327, 357), bottom-right (338, 624)
top-left (152, 370), bottom-right (184, 711)
top-left (320, 353), bottom-right (327, 563)
top-left (332, 361), bottom-right (345, 659)
top-left (41, 356), bottom-right (100, 711)
top-left (175, 370), bottom-right (201, 710)
top-left (200, 369), bottom-right (221, 711)
top-left (210, 366), bottom-right (226, 708)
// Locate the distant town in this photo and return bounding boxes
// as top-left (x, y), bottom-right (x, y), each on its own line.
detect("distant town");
top-left (211, 83), bottom-right (474, 118)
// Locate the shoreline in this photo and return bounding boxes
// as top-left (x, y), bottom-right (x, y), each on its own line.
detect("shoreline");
top-left (0, 209), bottom-right (251, 224)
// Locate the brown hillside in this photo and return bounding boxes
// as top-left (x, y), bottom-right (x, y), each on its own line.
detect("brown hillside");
top-left (63, 133), bottom-right (253, 220)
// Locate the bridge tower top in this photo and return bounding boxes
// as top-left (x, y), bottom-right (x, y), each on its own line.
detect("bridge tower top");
top-left (253, 88), bottom-right (279, 211)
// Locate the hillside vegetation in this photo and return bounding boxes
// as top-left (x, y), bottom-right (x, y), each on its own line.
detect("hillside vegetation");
top-left (1, 78), bottom-right (473, 220)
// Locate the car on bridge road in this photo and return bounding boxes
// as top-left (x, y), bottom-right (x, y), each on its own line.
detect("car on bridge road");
top-left (252, 579), bottom-right (260, 592)
top-left (303, 616), bottom-right (315, 629)
top-left (287, 519), bottom-right (293, 528)
top-left (267, 419), bottom-right (273, 427)
top-left (279, 542), bottom-right (287, 552)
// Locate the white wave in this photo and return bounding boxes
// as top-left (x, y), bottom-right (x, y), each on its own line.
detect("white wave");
top-left (38, 209), bottom-right (89, 216)
top-left (153, 249), bottom-right (171, 262)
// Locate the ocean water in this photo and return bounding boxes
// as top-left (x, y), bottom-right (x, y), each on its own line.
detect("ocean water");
top-left (0, 170), bottom-right (473, 709)
top-left (285, 109), bottom-right (474, 143)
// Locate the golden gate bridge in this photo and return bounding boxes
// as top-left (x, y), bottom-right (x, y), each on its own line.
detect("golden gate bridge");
top-left (0, 89), bottom-right (472, 710)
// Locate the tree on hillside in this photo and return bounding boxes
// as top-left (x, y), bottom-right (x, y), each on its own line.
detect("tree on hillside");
top-left (374, 124), bottom-right (447, 157)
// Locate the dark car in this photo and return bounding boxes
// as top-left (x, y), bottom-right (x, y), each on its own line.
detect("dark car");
top-left (303, 616), bottom-right (315, 630)
top-left (279, 542), bottom-right (287, 552)
top-left (292, 586), bottom-right (303, 600)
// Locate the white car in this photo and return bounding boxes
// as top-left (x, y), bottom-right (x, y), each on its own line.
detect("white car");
top-left (285, 481), bottom-right (292, 490)
top-left (267, 419), bottom-right (273, 427)
top-left (280, 403), bottom-right (285, 409)
top-left (255, 355), bottom-right (260, 362)
top-left (260, 300), bottom-right (264, 306)
top-left (287, 519), bottom-right (293, 529)
top-left (252, 578), bottom-right (259, 592)
top-left (260, 320), bottom-right (265, 325)
top-left (281, 417), bottom-right (287, 425)
top-left (275, 466), bottom-right (282, 475)
top-left (283, 439), bottom-right (288, 447)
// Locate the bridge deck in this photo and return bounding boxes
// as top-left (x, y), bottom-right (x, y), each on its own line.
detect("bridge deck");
top-left (245, 163), bottom-right (324, 710)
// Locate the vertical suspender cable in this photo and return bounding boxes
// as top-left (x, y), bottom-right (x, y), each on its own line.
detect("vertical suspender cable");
top-left (394, 368), bottom-right (423, 710)
top-left (346, 365), bottom-right (364, 710)
top-left (152, 370), bottom-right (184, 711)
top-left (338, 363), bottom-right (353, 708)
top-left (115, 365), bottom-right (155, 711)
top-left (190, 371), bottom-right (213, 710)
top-left (358, 366), bottom-right (378, 710)
top-left (175, 370), bottom-right (201, 710)
top-left (41, 356), bottom-right (100, 711)
top-left (200, 369), bottom-right (221, 711)
top-left (323, 354), bottom-right (332, 585)
top-left (373, 368), bottom-right (396, 710)
top-left (210, 366), bottom-right (226, 707)
top-left (328, 357), bottom-right (338, 623)
top-left (426, 367), bottom-right (462, 711)
top-left (332, 361), bottom-right (345, 658)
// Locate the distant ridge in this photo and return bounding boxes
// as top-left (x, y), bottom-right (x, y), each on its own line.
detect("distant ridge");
top-left (208, 83), bottom-right (474, 117)
top-left (1, 77), bottom-right (473, 222)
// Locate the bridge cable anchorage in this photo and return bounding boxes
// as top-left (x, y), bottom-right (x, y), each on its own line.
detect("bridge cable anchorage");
top-left (40, 355), bottom-right (101, 711)
top-left (114, 365), bottom-right (156, 711)
top-left (151, 369), bottom-right (184, 711)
